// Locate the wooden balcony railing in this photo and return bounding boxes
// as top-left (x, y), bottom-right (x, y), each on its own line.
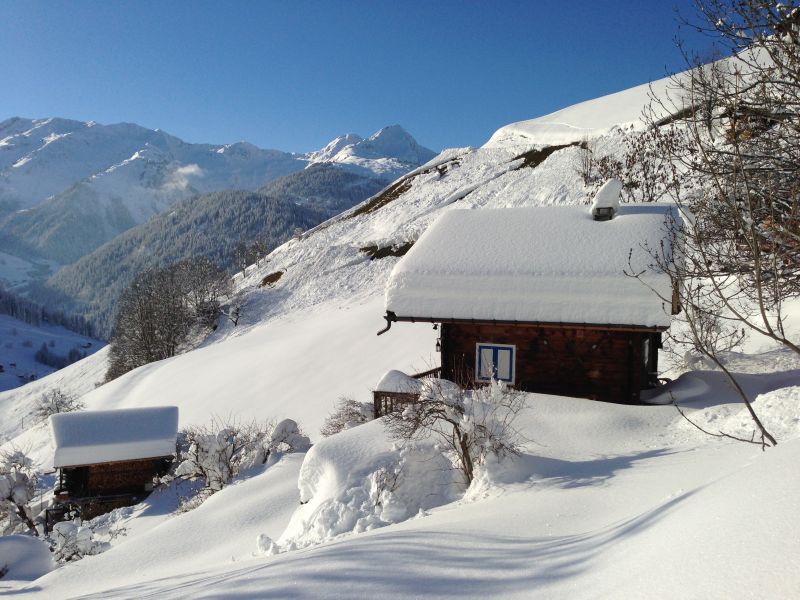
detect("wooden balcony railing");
top-left (373, 367), bottom-right (441, 418)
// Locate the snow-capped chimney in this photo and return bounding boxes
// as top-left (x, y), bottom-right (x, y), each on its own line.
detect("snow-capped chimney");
top-left (591, 178), bottom-right (623, 221)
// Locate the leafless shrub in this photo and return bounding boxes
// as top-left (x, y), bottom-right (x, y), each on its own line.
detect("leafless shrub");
top-left (32, 389), bottom-right (85, 423)
top-left (320, 396), bottom-right (373, 437)
top-left (383, 379), bottom-right (526, 485)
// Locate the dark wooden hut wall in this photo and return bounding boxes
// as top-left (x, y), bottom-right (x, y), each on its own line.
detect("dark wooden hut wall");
top-left (440, 322), bottom-right (661, 404)
top-left (62, 457), bottom-right (171, 500)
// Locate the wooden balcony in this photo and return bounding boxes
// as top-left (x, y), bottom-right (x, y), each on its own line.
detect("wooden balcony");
top-left (373, 367), bottom-right (441, 418)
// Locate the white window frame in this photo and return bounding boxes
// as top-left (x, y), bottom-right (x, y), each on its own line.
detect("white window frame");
top-left (475, 343), bottom-right (516, 384)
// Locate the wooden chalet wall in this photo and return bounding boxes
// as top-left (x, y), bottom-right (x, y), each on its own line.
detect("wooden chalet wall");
top-left (440, 322), bottom-right (661, 404)
top-left (60, 457), bottom-right (172, 519)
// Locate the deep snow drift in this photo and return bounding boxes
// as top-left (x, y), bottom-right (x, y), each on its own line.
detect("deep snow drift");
top-left (10, 374), bottom-right (800, 599)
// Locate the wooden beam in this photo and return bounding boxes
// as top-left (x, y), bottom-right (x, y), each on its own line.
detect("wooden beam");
top-left (389, 315), bottom-right (667, 333)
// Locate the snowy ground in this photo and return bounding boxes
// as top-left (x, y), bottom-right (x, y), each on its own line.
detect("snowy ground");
top-left (1, 70), bottom-right (799, 598)
top-left (7, 371), bottom-right (799, 598)
top-left (0, 314), bottom-right (102, 397)
top-left (0, 251), bottom-right (59, 289)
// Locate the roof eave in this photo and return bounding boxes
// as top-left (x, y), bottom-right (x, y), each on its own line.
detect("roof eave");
top-left (381, 311), bottom-right (669, 333)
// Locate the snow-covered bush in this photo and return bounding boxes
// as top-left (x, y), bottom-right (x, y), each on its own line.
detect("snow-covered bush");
top-left (320, 396), bottom-right (373, 437)
top-left (175, 419), bottom-right (270, 492)
top-left (0, 449), bottom-right (39, 536)
top-left (256, 533), bottom-right (281, 556)
top-left (270, 419), bottom-right (311, 453)
top-left (50, 521), bottom-right (110, 562)
top-left (174, 418), bottom-right (310, 494)
top-left (275, 421), bottom-right (462, 552)
top-left (384, 379), bottom-right (526, 485)
top-left (32, 388), bottom-right (85, 423)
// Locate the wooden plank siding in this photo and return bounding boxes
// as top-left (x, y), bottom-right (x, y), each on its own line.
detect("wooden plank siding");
top-left (62, 457), bottom-right (172, 498)
top-left (440, 322), bottom-right (661, 404)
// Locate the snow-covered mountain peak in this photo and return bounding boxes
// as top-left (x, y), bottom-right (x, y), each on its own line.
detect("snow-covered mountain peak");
top-left (356, 124), bottom-right (434, 164)
top-left (0, 116), bottom-right (437, 274)
top-left (214, 141), bottom-right (263, 158)
top-left (306, 125), bottom-right (436, 181)
top-left (306, 133), bottom-right (364, 163)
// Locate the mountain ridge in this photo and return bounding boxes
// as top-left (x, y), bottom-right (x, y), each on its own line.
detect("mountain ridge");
top-left (0, 118), bottom-right (434, 279)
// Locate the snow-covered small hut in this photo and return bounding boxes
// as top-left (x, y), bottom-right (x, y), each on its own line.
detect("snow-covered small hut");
top-left (48, 406), bottom-right (178, 522)
top-left (379, 202), bottom-right (682, 404)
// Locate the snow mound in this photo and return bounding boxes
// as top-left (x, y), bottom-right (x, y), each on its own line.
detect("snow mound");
top-left (484, 76), bottom-right (680, 148)
top-left (271, 419), bottom-right (311, 452)
top-left (690, 385), bottom-right (800, 443)
top-left (280, 420), bottom-right (462, 549)
top-left (374, 369), bottom-right (424, 393)
top-left (591, 178), bottom-right (622, 212)
top-left (0, 535), bottom-right (54, 582)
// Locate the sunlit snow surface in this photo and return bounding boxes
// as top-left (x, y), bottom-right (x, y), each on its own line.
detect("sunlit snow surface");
top-left (12, 375), bottom-right (800, 599)
top-left (0, 535), bottom-right (54, 582)
top-left (386, 204), bottom-right (679, 327)
top-left (2, 69), bottom-right (799, 598)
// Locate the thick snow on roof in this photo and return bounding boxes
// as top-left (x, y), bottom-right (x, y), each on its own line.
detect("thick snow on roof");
top-left (49, 406), bottom-right (178, 468)
top-left (385, 204), bottom-right (681, 328)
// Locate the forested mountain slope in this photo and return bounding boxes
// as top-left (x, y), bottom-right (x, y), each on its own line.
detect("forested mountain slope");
top-left (31, 164), bottom-right (389, 337)
top-left (0, 119), bottom-right (433, 277)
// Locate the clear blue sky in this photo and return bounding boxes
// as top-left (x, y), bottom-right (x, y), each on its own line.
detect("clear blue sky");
top-left (0, 1), bottom-right (712, 153)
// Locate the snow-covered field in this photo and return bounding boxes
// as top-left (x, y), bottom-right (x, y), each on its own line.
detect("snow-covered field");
top-left (0, 314), bottom-right (102, 398)
top-left (6, 377), bottom-right (799, 598)
top-left (1, 70), bottom-right (799, 598)
top-left (0, 251), bottom-right (59, 289)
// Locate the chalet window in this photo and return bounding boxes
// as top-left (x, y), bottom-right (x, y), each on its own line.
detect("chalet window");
top-left (475, 343), bottom-right (515, 384)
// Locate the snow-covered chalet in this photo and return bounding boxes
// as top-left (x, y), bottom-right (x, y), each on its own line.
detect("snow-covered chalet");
top-left (378, 184), bottom-right (682, 405)
top-left (47, 406), bottom-right (178, 527)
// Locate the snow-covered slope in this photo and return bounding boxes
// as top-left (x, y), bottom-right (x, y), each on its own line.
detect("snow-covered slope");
top-left (2, 71), bottom-right (799, 598)
top-left (13, 384), bottom-right (800, 599)
top-left (0, 314), bottom-right (102, 396)
top-left (485, 75), bottom-right (681, 148)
